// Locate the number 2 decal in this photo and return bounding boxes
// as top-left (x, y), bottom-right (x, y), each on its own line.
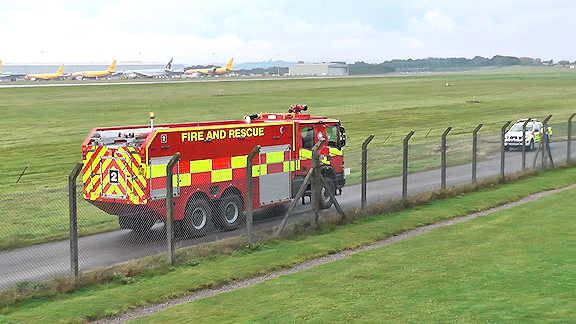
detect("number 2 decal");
top-left (109, 169), bottom-right (119, 184)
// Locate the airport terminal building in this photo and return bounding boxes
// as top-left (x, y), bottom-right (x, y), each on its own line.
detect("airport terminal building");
top-left (289, 62), bottom-right (349, 76)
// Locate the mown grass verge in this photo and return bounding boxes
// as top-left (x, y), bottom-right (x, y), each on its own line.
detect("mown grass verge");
top-left (135, 179), bottom-right (576, 323)
top-left (1, 166), bottom-right (575, 323)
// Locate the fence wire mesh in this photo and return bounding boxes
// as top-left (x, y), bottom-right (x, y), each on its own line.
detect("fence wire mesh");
top-left (1, 120), bottom-right (575, 289)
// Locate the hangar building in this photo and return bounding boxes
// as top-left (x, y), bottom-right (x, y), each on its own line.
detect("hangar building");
top-left (289, 62), bottom-right (349, 76)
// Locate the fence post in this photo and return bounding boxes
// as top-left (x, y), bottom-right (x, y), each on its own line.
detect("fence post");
top-left (275, 168), bottom-right (314, 237)
top-left (166, 153), bottom-right (180, 266)
top-left (568, 113), bottom-right (576, 165)
top-left (472, 124), bottom-right (483, 185)
top-left (311, 139), bottom-right (325, 226)
top-left (361, 134), bottom-right (375, 215)
top-left (541, 115), bottom-right (552, 170)
top-left (441, 127), bottom-right (452, 190)
top-left (500, 121), bottom-right (511, 182)
top-left (522, 118), bottom-right (530, 171)
top-left (402, 131), bottom-right (415, 204)
top-left (246, 145), bottom-right (261, 243)
top-left (68, 162), bottom-right (82, 283)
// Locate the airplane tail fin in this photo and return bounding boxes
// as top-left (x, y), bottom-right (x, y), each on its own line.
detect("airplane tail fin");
top-left (108, 60), bottom-right (117, 72)
top-left (0, 60), bottom-right (2, 73)
top-left (225, 58), bottom-right (234, 70)
top-left (57, 64), bottom-right (64, 76)
top-left (165, 58), bottom-right (173, 70)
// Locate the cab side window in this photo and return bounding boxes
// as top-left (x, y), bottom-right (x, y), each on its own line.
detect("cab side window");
top-left (301, 127), bottom-right (314, 149)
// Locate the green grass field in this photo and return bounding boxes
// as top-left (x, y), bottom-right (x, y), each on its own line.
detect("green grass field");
top-left (2, 66), bottom-right (576, 194)
top-left (1, 67), bottom-right (576, 251)
top-left (136, 187), bottom-right (576, 323)
top-left (1, 167), bottom-right (574, 323)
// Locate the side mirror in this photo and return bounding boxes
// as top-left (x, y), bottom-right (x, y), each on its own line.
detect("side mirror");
top-left (339, 126), bottom-right (347, 148)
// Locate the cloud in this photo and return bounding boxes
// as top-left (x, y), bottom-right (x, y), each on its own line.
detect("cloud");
top-left (422, 10), bottom-right (458, 29)
top-left (2, 0), bottom-right (576, 64)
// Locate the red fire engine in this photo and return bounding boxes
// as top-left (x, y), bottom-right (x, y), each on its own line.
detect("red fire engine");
top-left (82, 105), bottom-right (346, 236)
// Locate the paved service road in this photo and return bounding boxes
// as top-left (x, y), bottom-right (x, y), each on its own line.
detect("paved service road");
top-left (0, 141), bottom-right (573, 288)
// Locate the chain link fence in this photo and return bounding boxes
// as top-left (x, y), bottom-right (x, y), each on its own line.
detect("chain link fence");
top-left (1, 119), bottom-right (574, 289)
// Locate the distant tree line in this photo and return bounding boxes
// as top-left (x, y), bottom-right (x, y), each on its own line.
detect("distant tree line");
top-left (189, 55), bottom-right (562, 76)
top-left (348, 55), bottom-right (545, 75)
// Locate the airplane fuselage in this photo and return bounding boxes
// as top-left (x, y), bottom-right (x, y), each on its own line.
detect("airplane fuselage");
top-left (71, 60), bottom-right (116, 80)
top-left (24, 74), bottom-right (60, 81)
top-left (72, 71), bottom-right (112, 79)
top-left (123, 69), bottom-right (172, 78)
top-left (184, 58), bottom-right (234, 77)
top-left (25, 64), bottom-right (64, 81)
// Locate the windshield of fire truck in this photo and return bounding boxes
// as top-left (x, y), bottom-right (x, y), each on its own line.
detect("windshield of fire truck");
top-left (326, 125), bottom-right (338, 147)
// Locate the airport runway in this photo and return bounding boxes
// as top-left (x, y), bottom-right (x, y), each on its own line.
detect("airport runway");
top-left (0, 76), bottom-right (287, 89)
top-left (0, 75), bottom-right (363, 89)
top-left (0, 79), bottom-right (209, 88)
top-left (0, 141), bottom-right (572, 289)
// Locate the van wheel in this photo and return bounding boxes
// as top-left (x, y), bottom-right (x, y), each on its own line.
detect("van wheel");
top-left (215, 194), bottom-right (244, 230)
top-left (319, 177), bottom-right (336, 209)
top-left (183, 198), bottom-right (212, 237)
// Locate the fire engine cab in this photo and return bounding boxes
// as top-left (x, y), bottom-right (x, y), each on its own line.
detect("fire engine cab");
top-left (82, 105), bottom-right (347, 236)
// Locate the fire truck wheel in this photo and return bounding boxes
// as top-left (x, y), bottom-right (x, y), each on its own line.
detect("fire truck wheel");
top-left (118, 216), bottom-right (132, 230)
top-left (132, 218), bottom-right (155, 233)
top-left (183, 199), bottom-right (212, 237)
top-left (319, 177), bottom-right (336, 209)
top-left (216, 194), bottom-right (244, 230)
top-left (118, 216), bottom-right (154, 233)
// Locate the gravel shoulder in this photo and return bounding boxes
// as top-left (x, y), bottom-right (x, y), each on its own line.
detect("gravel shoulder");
top-left (96, 184), bottom-right (576, 324)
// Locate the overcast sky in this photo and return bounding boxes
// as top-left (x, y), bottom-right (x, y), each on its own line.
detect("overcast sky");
top-left (2, 0), bottom-right (575, 65)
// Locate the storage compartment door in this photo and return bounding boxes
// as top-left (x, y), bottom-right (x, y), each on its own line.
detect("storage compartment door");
top-left (150, 156), bottom-right (180, 200)
top-left (259, 145), bottom-right (291, 205)
top-left (100, 156), bottom-right (128, 200)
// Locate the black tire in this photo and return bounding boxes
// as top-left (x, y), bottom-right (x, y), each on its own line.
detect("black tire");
top-left (118, 216), bottom-right (154, 233)
top-left (118, 216), bottom-right (132, 230)
top-left (319, 176), bottom-right (336, 209)
top-left (215, 194), bottom-right (244, 230)
top-left (132, 218), bottom-right (155, 232)
top-left (504, 146), bottom-right (509, 151)
top-left (183, 198), bottom-right (212, 237)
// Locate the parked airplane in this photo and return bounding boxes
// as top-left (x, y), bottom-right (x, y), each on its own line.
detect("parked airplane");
top-left (71, 60), bottom-right (117, 80)
top-left (24, 64), bottom-right (65, 81)
top-left (0, 60), bottom-right (25, 81)
top-left (123, 58), bottom-right (182, 78)
top-left (184, 58), bottom-right (234, 77)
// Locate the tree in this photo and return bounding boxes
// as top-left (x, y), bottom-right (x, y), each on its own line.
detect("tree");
top-left (491, 55), bottom-right (521, 66)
